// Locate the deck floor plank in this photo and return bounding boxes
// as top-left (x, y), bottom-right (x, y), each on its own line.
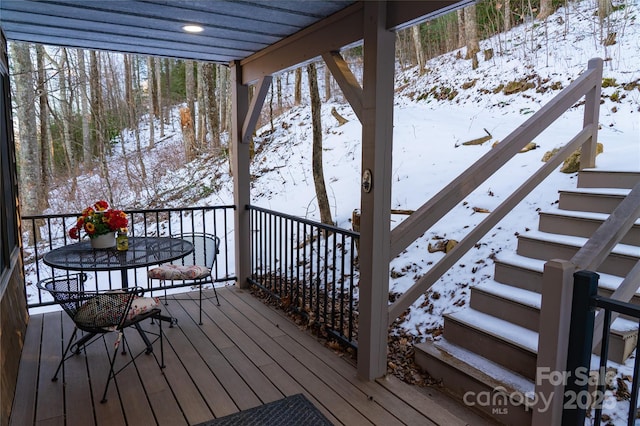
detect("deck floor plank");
top-left (9, 314), bottom-right (42, 426)
top-left (11, 286), bottom-right (493, 426)
top-left (35, 312), bottom-right (65, 426)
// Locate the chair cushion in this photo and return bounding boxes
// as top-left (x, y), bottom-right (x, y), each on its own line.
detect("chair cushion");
top-left (148, 264), bottom-right (210, 280)
top-left (75, 295), bottom-right (160, 329)
top-left (127, 296), bottom-right (161, 320)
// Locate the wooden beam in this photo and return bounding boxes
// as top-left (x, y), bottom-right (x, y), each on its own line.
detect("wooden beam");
top-left (230, 61), bottom-right (251, 289)
top-left (242, 76), bottom-right (272, 144)
top-left (356, 1), bottom-right (395, 381)
top-left (322, 51), bottom-right (363, 122)
top-left (386, 0), bottom-right (474, 30)
top-left (241, 2), bottom-right (364, 85)
top-left (241, 1), bottom-right (465, 85)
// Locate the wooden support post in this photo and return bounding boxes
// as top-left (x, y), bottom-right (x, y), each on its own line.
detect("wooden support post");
top-left (579, 57), bottom-right (603, 169)
top-left (533, 259), bottom-right (575, 426)
top-left (230, 61), bottom-right (251, 289)
top-left (357, 1), bottom-right (395, 380)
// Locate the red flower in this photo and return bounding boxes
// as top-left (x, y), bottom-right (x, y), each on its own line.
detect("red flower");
top-left (68, 200), bottom-right (129, 239)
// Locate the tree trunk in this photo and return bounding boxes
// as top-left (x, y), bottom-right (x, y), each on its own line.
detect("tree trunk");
top-left (457, 9), bottom-right (466, 49)
top-left (277, 75), bottom-right (282, 110)
top-left (196, 61), bottom-right (206, 151)
top-left (537, 0), bottom-right (553, 20)
top-left (464, 5), bottom-right (480, 68)
top-left (411, 25), bottom-right (425, 73)
top-left (134, 56), bottom-right (146, 180)
top-left (90, 51), bottom-right (113, 202)
top-left (59, 48), bottom-right (74, 175)
top-left (155, 56), bottom-right (164, 137)
top-left (185, 60), bottom-right (196, 131)
top-left (181, 107), bottom-right (196, 162)
top-left (36, 44), bottom-right (51, 211)
top-left (77, 48), bottom-right (91, 164)
top-left (12, 42), bottom-right (41, 219)
top-left (204, 63), bottom-right (219, 150)
top-left (147, 56), bottom-right (155, 148)
top-left (324, 64), bottom-right (331, 101)
top-left (307, 63), bottom-right (332, 226)
top-left (504, 0), bottom-right (512, 32)
top-left (294, 67), bottom-right (302, 105)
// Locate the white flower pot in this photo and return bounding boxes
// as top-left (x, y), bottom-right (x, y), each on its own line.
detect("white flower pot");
top-left (90, 232), bottom-right (117, 249)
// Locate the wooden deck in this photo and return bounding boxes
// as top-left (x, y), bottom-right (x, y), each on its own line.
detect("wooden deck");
top-left (10, 286), bottom-right (494, 426)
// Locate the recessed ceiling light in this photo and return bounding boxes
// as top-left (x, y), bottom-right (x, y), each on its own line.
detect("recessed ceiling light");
top-left (182, 24), bottom-right (204, 33)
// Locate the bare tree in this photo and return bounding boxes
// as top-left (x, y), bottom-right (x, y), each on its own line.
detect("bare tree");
top-left (155, 56), bottom-right (164, 137)
top-left (76, 48), bottom-right (91, 164)
top-left (537, 0), bottom-right (553, 20)
top-left (412, 25), bottom-right (425, 73)
top-left (457, 9), bottom-right (466, 48)
top-left (324, 64), bottom-right (331, 101)
top-left (504, 0), bottom-right (512, 32)
top-left (185, 60), bottom-right (196, 130)
top-left (307, 63), bottom-right (332, 226)
top-left (12, 42), bottom-right (44, 220)
top-left (147, 56), bottom-right (155, 149)
top-left (35, 44), bottom-right (52, 203)
top-left (90, 51), bottom-right (113, 202)
top-left (464, 5), bottom-right (480, 68)
top-left (196, 61), bottom-right (206, 151)
top-left (203, 62), bottom-right (219, 150)
top-left (294, 67), bottom-right (302, 105)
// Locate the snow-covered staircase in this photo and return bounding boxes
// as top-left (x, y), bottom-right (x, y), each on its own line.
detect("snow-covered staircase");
top-left (414, 169), bottom-right (640, 425)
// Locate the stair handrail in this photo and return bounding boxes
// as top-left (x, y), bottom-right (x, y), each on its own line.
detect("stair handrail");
top-left (572, 182), bottom-right (640, 349)
top-left (388, 57), bottom-right (604, 322)
top-left (534, 181), bottom-right (640, 426)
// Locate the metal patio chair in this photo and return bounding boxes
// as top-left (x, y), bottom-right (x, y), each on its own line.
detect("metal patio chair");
top-left (148, 232), bottom-right (220, 325)
top-left (37, 273), bottom-right (165, 403)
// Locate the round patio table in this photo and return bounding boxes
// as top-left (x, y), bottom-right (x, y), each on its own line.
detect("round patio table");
top-left (43, 236), bottom-right (193, 288)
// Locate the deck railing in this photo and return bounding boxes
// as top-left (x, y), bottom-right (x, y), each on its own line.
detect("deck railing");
top-left (248, 205), bottom-right (360, 349)
top-left (22, 205), bottom-right (236, 309)
top-left (564, 270), bottom-right (640, 425)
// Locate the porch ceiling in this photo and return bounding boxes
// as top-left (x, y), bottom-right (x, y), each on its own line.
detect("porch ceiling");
top-left (0, 0), bottom-right (470, 83)
top-left (0, 0), bottom-right (355, 63)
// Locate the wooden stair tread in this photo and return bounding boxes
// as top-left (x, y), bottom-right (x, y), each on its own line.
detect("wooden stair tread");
top-left (518, 230), bottom-right (640, 258)
top-left (445, 308), bottom-right (538, 353)
top-left (539, 209), bottom-right (640, 225)
top-left (559, 187), bottom-right (631, 196)
top-left (468, 282), bottom-right (637, 337)
top-left (417, 338), bottom-right (535, 395)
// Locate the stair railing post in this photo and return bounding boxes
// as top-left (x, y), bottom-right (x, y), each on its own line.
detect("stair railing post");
top-left (562, 270), bottom-right (599, 425)
top-left (533, 259), bottom-right (575, 426)
top-left (579, 57), bottom-right (603, 170)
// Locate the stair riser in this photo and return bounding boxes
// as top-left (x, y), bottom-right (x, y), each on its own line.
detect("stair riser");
top-left (493, 261), bottom-right (542, 292)
top-left (494, 260), bottom-right (640, 322)
top-left (415, 347), bottom-right (533, 426)
top-left (558, 192), bottom-right (625, 214)
top-left (444, 316), bottom-right (537, 380)
top-left (469, 287), bottom-right (633, 362)
top-left (538, 214), bottom-right (640, 246)
top-left (578, 171), bottom-right (640, 189)
top-left (516, 237), bottom-right (639, 276)
top-left (470, 288), bottom-right (539, 331)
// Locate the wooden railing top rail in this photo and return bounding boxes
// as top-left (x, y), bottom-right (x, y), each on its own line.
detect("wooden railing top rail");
top-left (387, 57), bottom-right (604, 322)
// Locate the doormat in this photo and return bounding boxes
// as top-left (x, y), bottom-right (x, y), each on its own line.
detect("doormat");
top-left (195, 393), bottom-right (333, 426)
